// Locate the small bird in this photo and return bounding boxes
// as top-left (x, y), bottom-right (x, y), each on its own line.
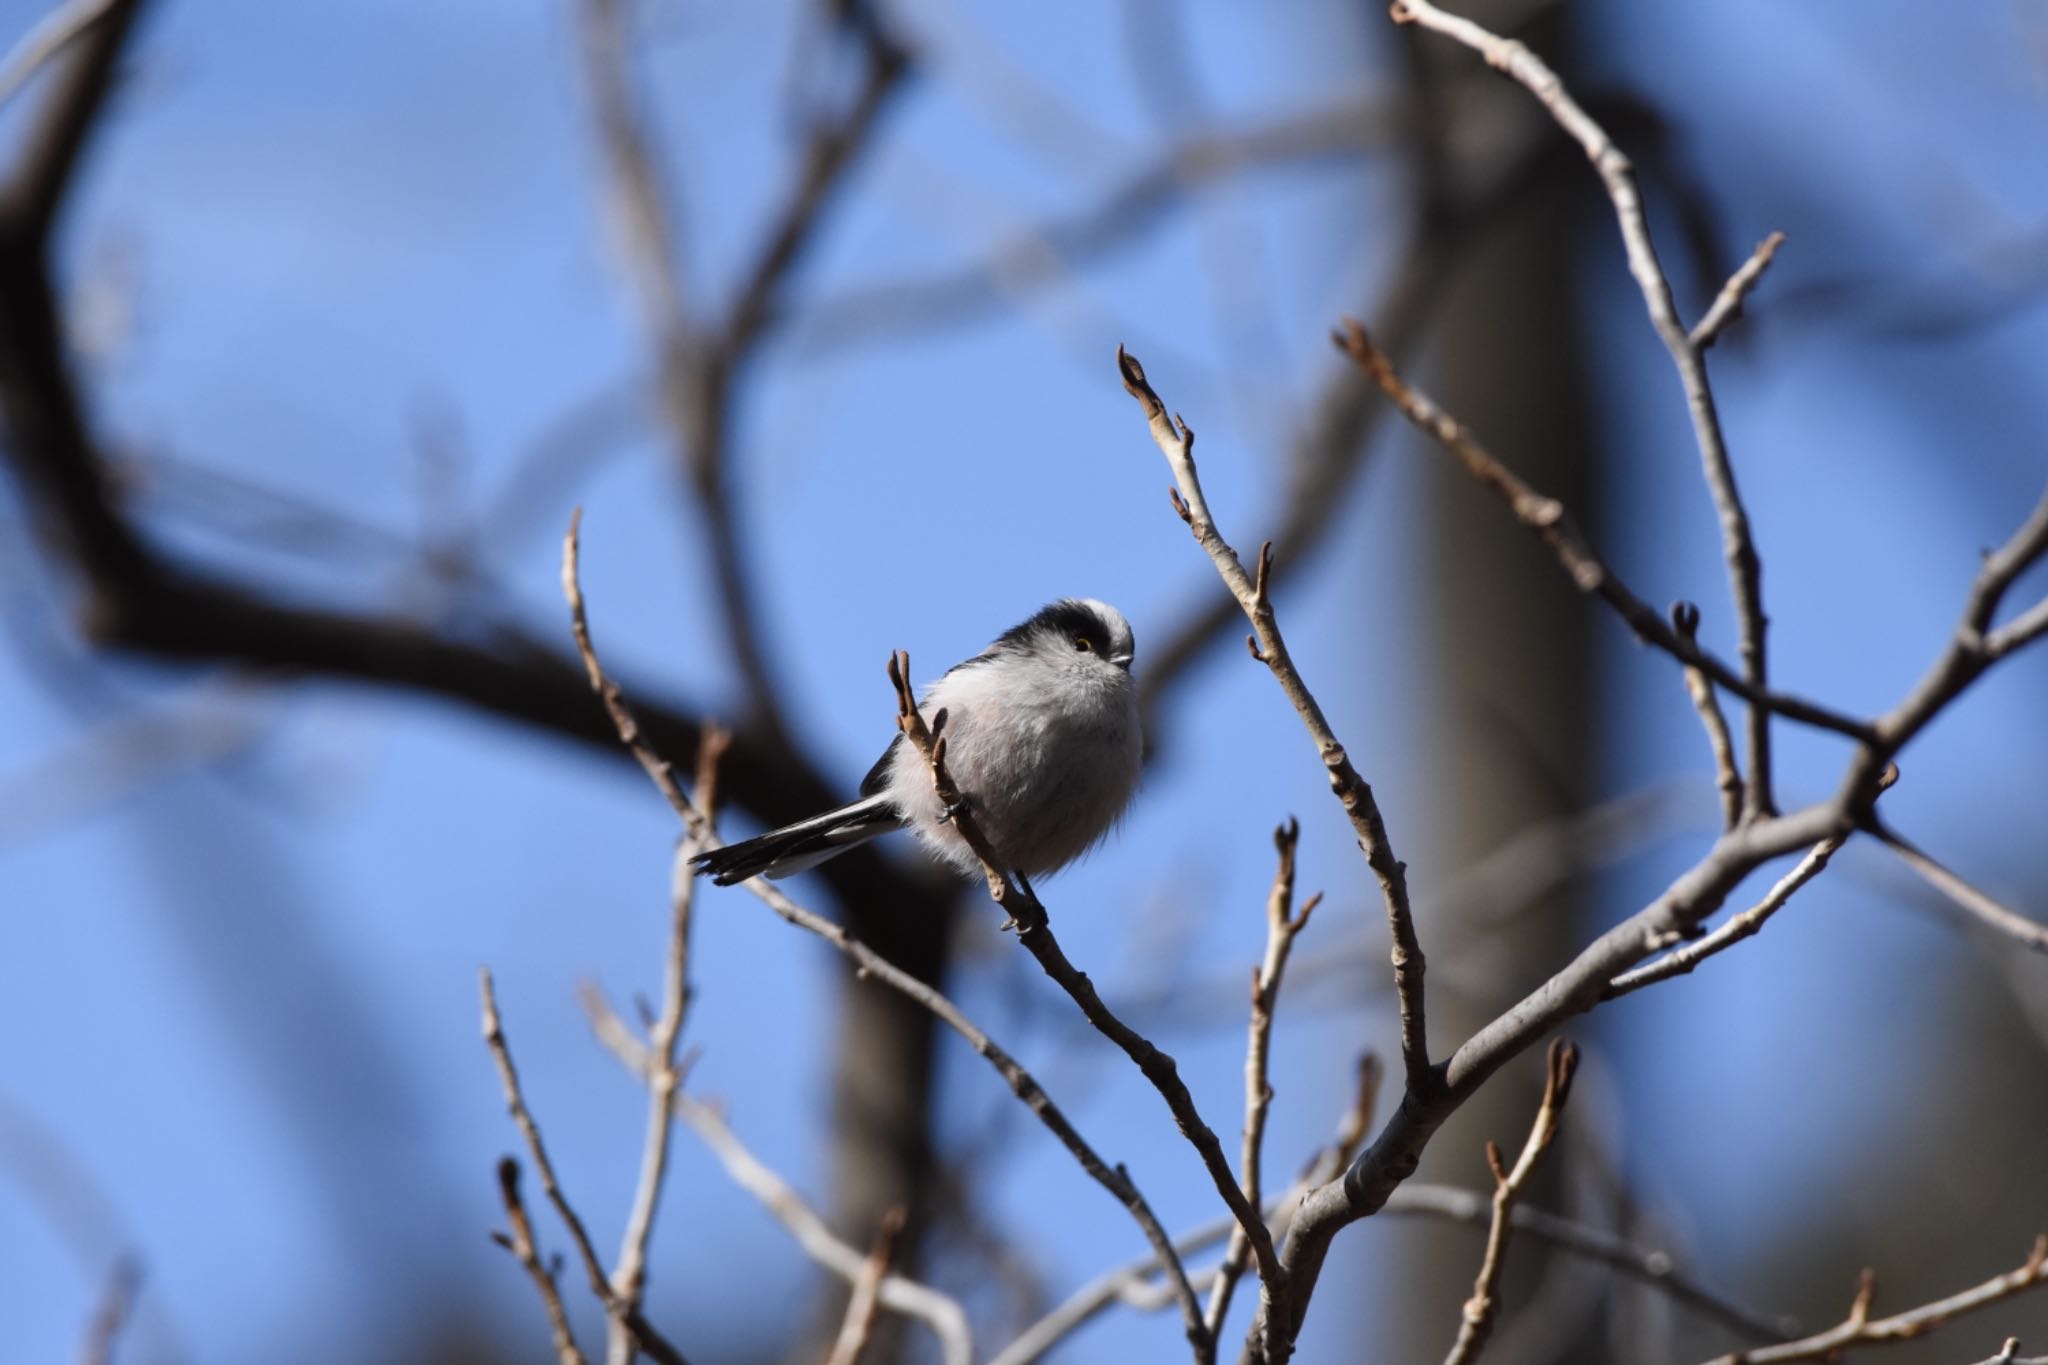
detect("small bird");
top-left (691, 599), bottom-right (1142, 885)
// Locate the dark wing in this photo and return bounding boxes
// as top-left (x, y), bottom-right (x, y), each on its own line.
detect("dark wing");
top-left (858, 734), bottom-right (902, 798)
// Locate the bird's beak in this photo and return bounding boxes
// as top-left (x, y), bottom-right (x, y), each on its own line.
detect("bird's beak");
top-left (1110, 653), bottom-right (1133, 672)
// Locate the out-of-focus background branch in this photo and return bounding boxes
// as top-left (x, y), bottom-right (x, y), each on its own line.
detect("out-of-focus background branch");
top-left (2, 0), bottom-right (2046, 1361)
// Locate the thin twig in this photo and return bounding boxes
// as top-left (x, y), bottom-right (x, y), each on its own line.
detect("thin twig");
top-left (1378, 1186), bottom-right (1794, 1342)
top-left (994, 1051), bottom-right (1784, 1365)
top-left (652, 1082), bottom-right (971, 1365)
top-left (1690, 232), bottom-right (1786, 350)
top-left (1332, 321), bottom-right (1868, 743)
top-left (563, 516), bottom-right (1202, 1356)
top-left (605, 730), bottom-right (727, 1365)
top-left (491, 1157), bottom-right (591, 1365)
top-left (572, 0), bottom-right (908, 755)
top-left (890, 650), bottom-right (1272, 1352)
top-left (1205, 819), bottom-right (1321, 1337)
top-left (483, 970), bottom-right (617, 1307)
top-left (1247, 482), bottom-right (2048, 1360)
top-left (823, 1207), bottom-right (908, 1365)
top-left (1603, 834), bottom-right (1845, 999)
top-left (1672, 601), bottom-right (1743, 831)
top-left (1389, 0), bottom-right (1777, 819)
top-left (1443, 1039), bottom-right (1580, 1365)
top-left (1707, 1237), bottom-right (2048, 1364)
top-left (1118, 347), bottom-right (1432, 1107)
top-left (994, 1056), bottom-right (1379, 1365)
top-left (1965, 1339), bottom-right (2048, 1365)
top-left (481, 970), bottom-right (692, 1365)
top-left (592, 1008), bottom-right (964, 1365)
top-left (1869, 822), bottom-right (2048, 954)
top-left (1988, 594), bottom-right (2048, 658)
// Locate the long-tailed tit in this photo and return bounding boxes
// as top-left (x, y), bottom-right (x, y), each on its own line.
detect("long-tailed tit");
top-left (691, 599), bottom-right (1142, 885)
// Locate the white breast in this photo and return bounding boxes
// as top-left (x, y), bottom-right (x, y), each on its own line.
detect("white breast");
top-left (884, 656), bottom-right (1141, 878)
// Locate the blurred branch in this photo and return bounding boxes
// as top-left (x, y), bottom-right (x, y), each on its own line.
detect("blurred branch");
top-left (480, 969), bottom-right (691, 1365)
top-left (77, 1253), bottom-right (141, 1365)
top-left (1442, 1039), bottom-right (1579, 1365)
top-left (1706, 1237), bottom-right (2048, 1365)
top-left (0, 0), bottom-right (120, 113)
top-left (1119, 348), bottom-right (1431, 1109)
top-left (1390, 0), bottom-right (1777, 819)
top-left (822, 1207), bottom-right (907, 1365)
top-left (1332, 321), bottom-right (1870, 742)
top-left (1868, 821), bottom-right (2048, 954)
top-left (1378, 1186), bottom-right (1792, 1342)
top-left (583, 999), bottom-right (968, 1365)
top-left (786, 96), bottom-right (1395, 354)
top-left (0, 675), bottom-right (276, 848)
top-left (0, 0), bottom-right (910, 923)
top-left (570, 0), bottom-right (913, 754)
top-left (1204, 819), bottom-right (1320, 1337)
top-left (491, 1158), bottom-right (590, 1365)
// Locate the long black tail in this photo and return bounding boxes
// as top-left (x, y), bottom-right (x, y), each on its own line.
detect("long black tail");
top-left (689, 794), bottom-right (899, 885)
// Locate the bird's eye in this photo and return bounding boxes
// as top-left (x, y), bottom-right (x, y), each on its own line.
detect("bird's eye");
top-left (1073, 636), bottom-right (1093, 652)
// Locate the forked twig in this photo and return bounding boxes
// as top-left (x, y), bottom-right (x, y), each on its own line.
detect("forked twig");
top-left (1707, 1237), bottom-right (2048, 1364)
top-left (1118, 346), bottom-right (1432, 1109)
top-left (1442, 1040), bottom-right (1580, 1365)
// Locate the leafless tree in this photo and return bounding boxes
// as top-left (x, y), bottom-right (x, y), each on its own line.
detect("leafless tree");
top-left (4, 1), bottom-right (2047, 1363)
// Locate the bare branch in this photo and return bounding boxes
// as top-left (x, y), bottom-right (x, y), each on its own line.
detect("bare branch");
top-left (1672, 601), bottom-right (1743, 831)
top-left (1870, 822), bottom-right (2048, 955)
top-left (1987, 594), bottom-right (2048, 659)
top-left (888, 650), bottom-right (1242, 1358)
top-left (567, 522), bottom-right (1204, 1355)
top-left (480, 969), bottom-right (691, 1365)
top-left (0, 0), bottom-right (119, 113)
top-left (1118, 346), bottom-right (1432, 1101)
top-left (1249, 476), bottom-right (2048, 1358)
top-left (492, 1158), bottom-right (591, 1365)
top-left (0, 0), bottom-right (138, 240)
top-left (1332, 321), bottom-right (1870, 743)
top-left (996, 1053), bottom-right (1787, 1365)
top-left (995, 1056), bottom-right (1379, 1365)
top-left (1377, 1186), bottom-right (1793, 1342)
top-left (605, 730), bottom-right (727, 1365)
top-left (1389, 0), bottom-right (1776, 818)
top-left (788, 96), bottom-right (1394, 354)
top-left (1965, 1339), bottom-right (2048, 1365)
top-left (1706, 1237), bottom-right (2048, 1364)
top-left (583, 991), bottom-right (965, 1365)
top-left (1443, 1039), bottom-right (1580, 1365)
top-left (1690, 232), bottom-right (1786, 350)
top-left (1205, 819), bottom-right (1320, 1336)
top-left (823, 1207), bottom-right (908, 1365)
top-left (1606, 760), bottom-right (1893, 1001)
top-left (662, 1088), bottom-right (970, 1365)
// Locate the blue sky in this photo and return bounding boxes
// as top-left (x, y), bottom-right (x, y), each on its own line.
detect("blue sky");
top-left (3, 1), bottom-right (2047, 1361)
